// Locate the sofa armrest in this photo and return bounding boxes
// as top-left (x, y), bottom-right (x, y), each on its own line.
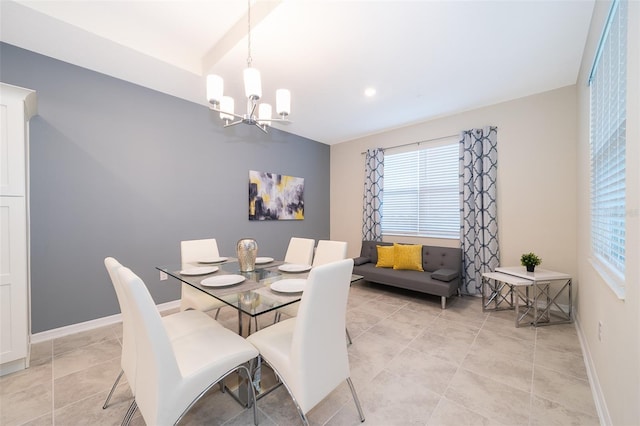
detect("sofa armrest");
top-left (353, 256), bottom-right (371, 266)
top-left (431, 268), bottom-right (459, 282)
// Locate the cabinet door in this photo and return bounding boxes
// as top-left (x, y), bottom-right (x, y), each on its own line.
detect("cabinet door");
top-left (0, 196), bottom-right (29, 366)
top-left (1, 91), bottom-right (26, 196)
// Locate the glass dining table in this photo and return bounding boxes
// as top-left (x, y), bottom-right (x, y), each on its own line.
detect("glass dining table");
top-left (156, 258), bottom-right (363, 337)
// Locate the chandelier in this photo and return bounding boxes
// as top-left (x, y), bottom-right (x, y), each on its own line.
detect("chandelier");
top-left (206, 0), bottom-right (291, 133)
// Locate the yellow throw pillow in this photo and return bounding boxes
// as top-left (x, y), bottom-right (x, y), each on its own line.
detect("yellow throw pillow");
top-left (393, 243), bottom-right (424, 271)
top-left (375, 245), bottom-right (395, 268)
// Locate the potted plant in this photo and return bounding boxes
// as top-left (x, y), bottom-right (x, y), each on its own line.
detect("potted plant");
top-left (520, 252), bottom-right (541, 272)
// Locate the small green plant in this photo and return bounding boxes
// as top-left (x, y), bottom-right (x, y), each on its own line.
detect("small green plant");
top-left (520, 252), bottom-right (541, 271)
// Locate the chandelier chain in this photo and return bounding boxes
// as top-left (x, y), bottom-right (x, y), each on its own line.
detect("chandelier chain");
top-left (246, 0), bottom-right (252, 67)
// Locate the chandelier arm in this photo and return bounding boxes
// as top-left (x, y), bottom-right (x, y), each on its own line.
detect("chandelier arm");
top-left (256, 118), bottom-right (292, 124)
top-left (254, 123), bottom-right (268, 134)
top-left (223, 120), bottom-right (245, 128)
top-left (210, 107), bottom-right (246, 121)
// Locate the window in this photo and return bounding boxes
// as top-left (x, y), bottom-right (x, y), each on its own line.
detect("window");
top-left (589, 0), bottom-right (627, 296)
top-left (381, 139), bottom-right (459, 239)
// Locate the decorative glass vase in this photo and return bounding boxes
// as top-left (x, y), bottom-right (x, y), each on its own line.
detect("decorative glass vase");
top-left (237, 238), bottom-right (258, 272)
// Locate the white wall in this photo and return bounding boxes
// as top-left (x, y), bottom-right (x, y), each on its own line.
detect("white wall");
top-left (330, 85), bottom-right (578, 286)
top-left (575, 1), bottom-right (639, 425)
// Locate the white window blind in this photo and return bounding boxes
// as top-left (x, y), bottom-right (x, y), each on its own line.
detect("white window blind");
top-left (589, 0), bottom-right (627, 292)
top-left (382, 141), bottom-right (459, 238)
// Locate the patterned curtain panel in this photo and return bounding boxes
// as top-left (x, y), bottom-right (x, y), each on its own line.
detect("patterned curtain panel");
top-left (459, 127), bottom-right (499, 295)
top-left (362, 148), bottom-right (384, 241)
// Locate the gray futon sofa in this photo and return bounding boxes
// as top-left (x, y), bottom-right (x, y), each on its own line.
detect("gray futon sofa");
top-left (353, 241), bottom-right (462, 309)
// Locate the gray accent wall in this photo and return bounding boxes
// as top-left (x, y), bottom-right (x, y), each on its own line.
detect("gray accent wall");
top-left (1, 43), bottom-right (330, 333)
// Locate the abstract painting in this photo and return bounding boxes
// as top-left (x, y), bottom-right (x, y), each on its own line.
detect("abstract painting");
top-left (249, 170), bottom-right (304, 220)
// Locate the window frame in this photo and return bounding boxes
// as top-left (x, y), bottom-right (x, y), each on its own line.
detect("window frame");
top-left (380, 137), bottom-right (460, 240)
top-left (588, 0), bottom-right (628, 298)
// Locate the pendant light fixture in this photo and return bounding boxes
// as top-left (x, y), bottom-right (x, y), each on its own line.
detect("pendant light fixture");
top-left (206, 0), bottom-right (291, 133)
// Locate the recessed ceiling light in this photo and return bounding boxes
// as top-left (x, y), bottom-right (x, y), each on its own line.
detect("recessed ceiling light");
top-left (364, 87), bottom-right (376, 97)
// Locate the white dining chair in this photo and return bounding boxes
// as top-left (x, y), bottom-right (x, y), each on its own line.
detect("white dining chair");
top-left (283, 237), bottom-right (315, 265)
top-left (274, 240), bottom-right (348, 322)
top-left (102, 257), bottom-right (221, 422)
top-left (118, 266), bottom-right (259, 426)
top-left (247, 259), bottom-right (364, 425)
top-left (311, 240), bottom-right (348, 267)
top-left (180, 238), bottom-right (227, 316)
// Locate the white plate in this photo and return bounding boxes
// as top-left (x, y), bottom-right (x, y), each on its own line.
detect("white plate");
top-left (278, 263), bottom-right (312, 273)
top-left (201, 274), bottom-right (245, 287)
top-left (255, 257), bottom-right (274, 264)
top-left (271, 279), bottom-right (307, 293)
top-left (198, 256), bottom-right (228, 264)
top-left (180, 266), bottom-right (219, 276)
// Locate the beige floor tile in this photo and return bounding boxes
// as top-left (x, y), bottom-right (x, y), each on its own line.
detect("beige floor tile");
top-left (54, 389), bottom-right (133, 426)
top-left (357, 369), bottom-right (442, 425)
top-left (409, 328), bottom-right (475, 366)
top-left (53, 338), bottom-right (122, 379)
top-left (427, 397), bottom-right (502, 426)
top-left (386, 347), bottom-right (459, 395)
top-left (482, 313), bottom-right (538, 341)
top-left (389, 305), bottom-right (440, 328)
top-left (367, 317), bottom-right (424, 346)
top-left (0, 382), bottom-right (52, 426)
top-left (346, 308), bottom-right (385, 340)
top-left (255, 385), bottom-right (307, 426)
top-left (355, 298), bottom-right (403, 318)
top-left (471, 328), bottom-right (535, 363)
top-left (28, 340), bottom-right (52, 367)
top-left (19, 412), bottom-right (52, 426)
top-left (445, 368), bottom-right (531, 426)
top-left (0, 362), bottom-right (52, 397)
top-left (54, 358), bottom-right (122, 409)
top-left (530, 395), bottom-right (600, 426)
top-left (178, 386), bottom-right (252, 425)
top-left (347, 331), bottom-right (406, 374)
top-left (460, 345), bottom-right (534, 393)
top-left (53, 324), bottom-right (120, 356)
top-left (535, 343), bottom-right (589, 380)
top-left (535, 323), bottom-right (582, 353)
top-left (532, 365), bottom-right (598, 417)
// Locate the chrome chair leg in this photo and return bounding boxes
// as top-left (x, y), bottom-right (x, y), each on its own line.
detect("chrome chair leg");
top-left (347, 377), bottom-right (365, 422)
top-left (121, 400), bottom-right (137, 426)
top-left (103, 369), bottom-right (124, 409)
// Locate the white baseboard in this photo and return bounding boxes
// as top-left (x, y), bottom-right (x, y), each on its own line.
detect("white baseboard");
top-left (30, 300), bottom-right (181, 344)
top-left (575, 314), bottom-right (611, 426)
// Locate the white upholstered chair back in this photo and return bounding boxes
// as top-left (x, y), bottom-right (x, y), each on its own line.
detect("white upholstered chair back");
top-left (284, 237), bottom-right (315, 265)
top-left (311, 240), bottom-right (348, 267)
top-left (289, 258), bottom-right (354, 413)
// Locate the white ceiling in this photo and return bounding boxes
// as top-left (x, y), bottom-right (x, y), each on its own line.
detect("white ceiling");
top-left (1, 0), bottom-right (595, 145)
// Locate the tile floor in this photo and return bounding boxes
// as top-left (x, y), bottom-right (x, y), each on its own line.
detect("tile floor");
top-left (0, 281), bottom-right (600, 426)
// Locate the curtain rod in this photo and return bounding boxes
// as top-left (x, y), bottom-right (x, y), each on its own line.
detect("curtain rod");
top-left (360, 133), bottom-right (458, 155)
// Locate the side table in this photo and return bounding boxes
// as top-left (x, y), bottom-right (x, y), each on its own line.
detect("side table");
top-left (495, 266), bottom-right (572, 327)
top-left (481, 271), bottom-right (535, 327)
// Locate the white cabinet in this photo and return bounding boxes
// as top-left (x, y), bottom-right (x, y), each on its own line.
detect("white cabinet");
top-left (0, 83), bottom-right (37, 376)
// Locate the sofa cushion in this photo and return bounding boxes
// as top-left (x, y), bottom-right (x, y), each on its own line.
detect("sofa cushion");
top-left (393, 243), bottom-right (424, 271)
top-left (431, 268), bottom-right (459, 282)
top-left (376, 245), bottom-right (395, 268)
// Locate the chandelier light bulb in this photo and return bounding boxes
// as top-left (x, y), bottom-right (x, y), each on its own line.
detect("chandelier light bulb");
top-left (258, 103), bottom-right (272, 125)
top-left (276, 89), bottom-right (291, 117)
top-left (220, 96), bottom-right (235, 121)
top-left (206, 75), bottom-right (224, 105)
top-left (243, 68), bottom-right (262, 99)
